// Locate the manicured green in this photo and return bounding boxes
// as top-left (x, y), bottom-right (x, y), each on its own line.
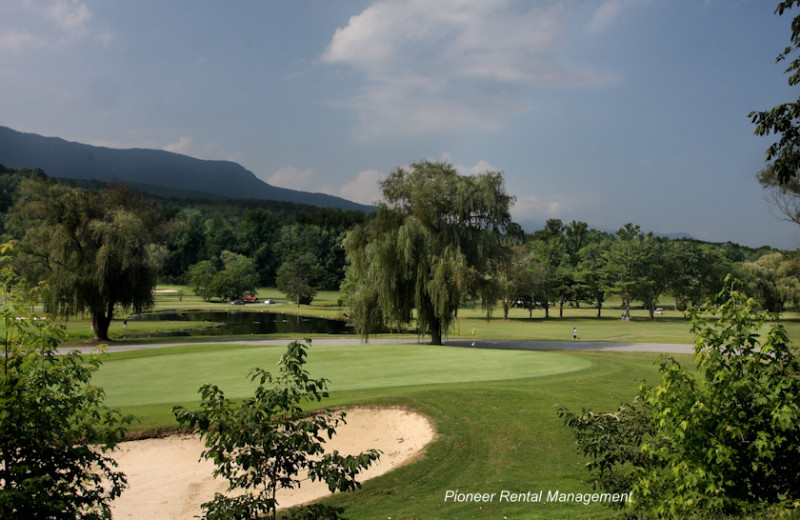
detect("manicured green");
top-left (95, 343), bottom-right (591, 421)
top-left (93, 339), bottom-right (692, 519)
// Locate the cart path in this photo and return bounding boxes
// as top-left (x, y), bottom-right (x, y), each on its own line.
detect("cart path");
top-left (58, 337), bottom-right (695, 355)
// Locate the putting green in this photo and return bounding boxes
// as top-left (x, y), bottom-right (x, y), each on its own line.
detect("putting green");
top-left (95, 343), bottom-right (592, 409)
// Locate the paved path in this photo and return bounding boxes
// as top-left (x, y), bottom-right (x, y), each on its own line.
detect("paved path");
top-left (58, 337), bottom-right (695, 355)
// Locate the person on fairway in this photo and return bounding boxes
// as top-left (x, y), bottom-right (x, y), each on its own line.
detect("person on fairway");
top-left (573, 327), bottom-right (578, 340)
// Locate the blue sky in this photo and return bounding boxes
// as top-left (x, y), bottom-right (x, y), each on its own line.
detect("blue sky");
top-left (1, 0), bottom-right (799, 248)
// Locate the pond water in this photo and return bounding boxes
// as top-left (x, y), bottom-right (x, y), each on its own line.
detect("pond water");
top-left (129, 309), bottom-right (351, 336)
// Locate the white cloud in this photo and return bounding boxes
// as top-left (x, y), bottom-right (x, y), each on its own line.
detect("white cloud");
top-left (337, 169), bottom-right (386, 205)
top-left (46, 0), bottom-right (91, 36)
top-left (322, 0), bottom-right (603, 140)
top-left (587, 0), bottom-right (642, 33)
top-left (453, 159), bottom-right (501, 176)
top-left (1, 0), bottom-right (105, 49)
top-left (317, 169), bottom-right (385, 205)
top-left (267, 166), bottom-right (315, 191)
top-left (512, 194), bottom-right (569, 220)
top-left (0, 30), bottom-right (45, 50)
top-left (94, 29), bottom-right (115, 46)
top-left (162, 136), bottom-right (193, 155)
top-left (327, 159), bottom-right (500, 206)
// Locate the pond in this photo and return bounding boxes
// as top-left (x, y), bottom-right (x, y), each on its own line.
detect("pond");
top-left (129, 310), bottom-right (352, 336)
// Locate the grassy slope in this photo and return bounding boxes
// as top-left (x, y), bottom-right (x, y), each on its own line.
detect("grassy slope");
top-left (95, 342), bottom-right (686, 519)
top-left (325, 353), bottom-right (668, 520)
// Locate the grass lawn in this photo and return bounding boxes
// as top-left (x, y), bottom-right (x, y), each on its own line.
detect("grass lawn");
top-left (95, 341), bottom-right (686, 519)
top-left (31, 284), bottom-right (800, 346)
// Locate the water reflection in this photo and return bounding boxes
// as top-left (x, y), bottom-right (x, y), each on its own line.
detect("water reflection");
top-left (129, 310), bottom-right (351, 335)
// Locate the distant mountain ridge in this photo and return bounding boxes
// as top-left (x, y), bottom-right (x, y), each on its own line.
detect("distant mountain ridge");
top-left (0, 126), bottom-right (373, 212)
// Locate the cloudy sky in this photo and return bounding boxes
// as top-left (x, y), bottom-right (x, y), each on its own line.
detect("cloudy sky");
top-left (1, 0), bottom-right (799, 248)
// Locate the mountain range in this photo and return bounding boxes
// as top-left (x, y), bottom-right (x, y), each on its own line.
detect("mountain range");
top-left (0, 125), bottom-right (373, 212)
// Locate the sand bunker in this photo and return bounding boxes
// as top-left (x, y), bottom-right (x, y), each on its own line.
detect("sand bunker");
top-left (109, 407), bottom-right (434, 520)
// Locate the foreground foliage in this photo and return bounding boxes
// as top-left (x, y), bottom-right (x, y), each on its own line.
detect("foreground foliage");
top-left (0, 247), bottom-right (132, 519)
top-left (174, 339), bottom-right (380, 520)
top-left (751, 1), bottom-right (800, 186)
top-left (560, 283), bottom-right (800, 518)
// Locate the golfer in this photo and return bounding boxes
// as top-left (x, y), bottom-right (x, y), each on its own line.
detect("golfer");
top-left (573, 327), bottom-right (578, 340)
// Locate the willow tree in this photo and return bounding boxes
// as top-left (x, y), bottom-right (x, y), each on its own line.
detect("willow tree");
top-left (344, 160), bottom-right (514, 345)
top-left (9, 175), bottom-right (160, 341)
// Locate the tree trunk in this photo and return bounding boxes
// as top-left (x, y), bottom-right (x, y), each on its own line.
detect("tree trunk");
top-left (92, 307), bottom-right (113, 341)
top-left (503, 302), bottom-right (509, 319)
top-left (597, 302), bottom-right (603, 318)
top-left (430, 317), bottom-right (443, 346)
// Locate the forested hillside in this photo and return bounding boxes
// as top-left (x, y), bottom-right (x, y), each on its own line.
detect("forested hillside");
top-left (0, 164), bottom-right (791, 314)
top-left (0, 125), bottom-right (373, 211)
top-left (0, 165), bottom-right (366, 292)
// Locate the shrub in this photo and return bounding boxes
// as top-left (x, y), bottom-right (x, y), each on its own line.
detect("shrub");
top-left (560, 282), bottom-right (800, 518)
top-left (174, 339), bottom-right (380, 520)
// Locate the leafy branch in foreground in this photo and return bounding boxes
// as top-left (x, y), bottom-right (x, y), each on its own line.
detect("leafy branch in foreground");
top-left (0, 243), bottom-right (132, 519)
top-left (174, 339), bottom-right (380, 520)
top-left (560, 281), bottom-right (800, 518)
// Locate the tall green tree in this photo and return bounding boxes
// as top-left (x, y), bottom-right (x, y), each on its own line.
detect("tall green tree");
top-left (635, 236), bottom-right (680, 319)
top-left (576, 240), bottom-right (611, 318)
top-left (671, 241), bottom-right (735, 312)
top-left (744, 252), bottom-right (800, 311)
top-left (235, 208), bottom-right (280, 285)
top-left (276, 253), bottom-right (322, 307)
top-left (9, 177), bottom-right (159, 341)
top-left (529, 221), bottom-right (568, 319)
top-left (276, 224), bottom-right (346, 290)
top-left (161, 210), bottom-right (207, 283)
top-left (602, 223), bottom-right (648, 320)
top-left (187, 252), bottom-right (259, 302)
top-left (492, 244), bottom-right (536, 320)
top-left (216, 250), bottom-right (259, 301)
top-left (187, 260), bottom-right (218, 302)
top-left (0, 246), bottom-right (132, 519)
top-left (344, 161), bottom-right (513, 345)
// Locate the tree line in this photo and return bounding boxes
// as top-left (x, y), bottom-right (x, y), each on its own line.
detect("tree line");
top-left (0, 163), bottom-right (793, 342)
top-left (340, 161), bottom-right (793, 346)
top-left (0, 166), bottom-right (367, 338)
top-left (495, 218), bottom-right (796, 321)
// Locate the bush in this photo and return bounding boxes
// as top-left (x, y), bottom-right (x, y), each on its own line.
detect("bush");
top-left (174, 339), bottom-right (380, 520)
top-left (560, 282), bottom-right (800, 518)
top-left (0, 246), bottom-right (132, 519)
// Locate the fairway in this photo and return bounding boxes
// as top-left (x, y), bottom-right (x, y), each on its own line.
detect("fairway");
top-left (95, 342), bottom-right (592, 410)
top-left (92, 341), bottom-right (675, 518)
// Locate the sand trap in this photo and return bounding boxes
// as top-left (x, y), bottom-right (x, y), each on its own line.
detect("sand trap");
top-left (109, 407), bottom-right (434, 520)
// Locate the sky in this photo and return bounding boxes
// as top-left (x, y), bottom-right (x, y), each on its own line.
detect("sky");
top-left (1, 0), bottom-right (799, 249)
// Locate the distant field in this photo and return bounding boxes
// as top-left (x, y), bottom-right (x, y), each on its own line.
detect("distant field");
top-left (21, 284), bottom-right (800, 346)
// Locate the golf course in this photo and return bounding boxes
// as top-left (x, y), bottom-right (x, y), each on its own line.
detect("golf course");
top-left (80, 288), bottom-right (717, 519)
